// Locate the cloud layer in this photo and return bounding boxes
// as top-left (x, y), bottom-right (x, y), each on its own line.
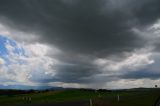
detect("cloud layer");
top-left (0, 0), bottom-right (160, 89)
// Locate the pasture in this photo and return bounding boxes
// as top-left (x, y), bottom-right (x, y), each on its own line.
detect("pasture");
top-left (0, 88), bottom-right (160, 106)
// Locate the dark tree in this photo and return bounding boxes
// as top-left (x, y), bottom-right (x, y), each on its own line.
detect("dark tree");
top-left (155, 85), bottom-right (158, 88)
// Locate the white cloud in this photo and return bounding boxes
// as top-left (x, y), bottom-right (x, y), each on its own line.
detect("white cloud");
top-left (94, 48), bottom-right (154, 72)
top-left (0, 20), bottom-right (160, 89)
top-left (0, 22), bottom-right (40, 43)
top-left (104, 78), bottom-right (160, 89)
top-left (0, 35), bottom-right (62, 85)
top-left (47, 82), bottom-right (89, 88)
top-left (132, 18), bottom-right (160, 44)
top-left (47, 79), bottom-right (159, 89)
top-left (0, 58), bottom-right (5, 65)
top-left (150, 19), bottom-right (160, 30)
top-left (24, 43), bottom-right (61, 57)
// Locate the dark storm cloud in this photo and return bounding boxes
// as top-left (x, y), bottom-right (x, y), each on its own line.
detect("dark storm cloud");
top-left (54, 64), bottom-right (99, 83)
top-left (31, 55), bottom-right (101, 84)
top-left (0, 0), bottom-right (146, 56)
top-left (1, 0), bottom-right (160, 55)
top-left (121, 70), bottom-right (160, 80)
top-left (1, 0), bottom-right (160, 85)
top-left (132, 0), bottom-right (160, 26)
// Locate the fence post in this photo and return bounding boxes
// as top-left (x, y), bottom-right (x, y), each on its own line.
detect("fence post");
top-left (90, 99), bottom-right (93, 106)
top-left (117, 94), bottom-right (120, 102)
top-left (117, 94), bottom-right (120, 106)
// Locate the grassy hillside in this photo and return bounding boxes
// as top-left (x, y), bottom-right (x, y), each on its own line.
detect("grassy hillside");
top-left (0, 88), bottom-right (159, 106)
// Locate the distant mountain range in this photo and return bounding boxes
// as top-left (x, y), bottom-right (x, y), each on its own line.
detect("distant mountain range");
top-left (0, 85), bottom-right (158, 91)
top-left (0, 85), bottom-right (64, 90)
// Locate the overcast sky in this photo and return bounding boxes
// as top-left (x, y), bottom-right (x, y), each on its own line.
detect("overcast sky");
top-left (0, 0), bottom-right (160, 89)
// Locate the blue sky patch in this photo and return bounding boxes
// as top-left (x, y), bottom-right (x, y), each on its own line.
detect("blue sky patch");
top-left (0, 35), bottom-right (26, 65)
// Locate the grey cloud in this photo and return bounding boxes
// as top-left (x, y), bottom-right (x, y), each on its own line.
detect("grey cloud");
top-left (1, 0), bottom-right (160, 55)
top-left (54, 64), bottom-right (99, 83)
top-left (31, 55), bottom-right (101, 84)
top-left (0, 0), bottom-right (145, 56)
top-left (119, 56), bottom-right (160, 80)
top-left (1, 0), bottom-right (160, 86)
top-left (121, 70), bottom-right (160, 80)
top-left (132, 0), bottom-right (160, 26)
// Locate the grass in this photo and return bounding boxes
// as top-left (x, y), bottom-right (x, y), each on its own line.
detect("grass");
top-left (92, 89), bottom-right (160, 106)
top-left (0, 88), bottom-right (160, 106)
top-left (0, 90), bottom-right (98, 105)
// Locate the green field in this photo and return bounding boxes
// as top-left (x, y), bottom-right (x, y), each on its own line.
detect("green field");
top-left (0, 88), bottom-right (160, 106)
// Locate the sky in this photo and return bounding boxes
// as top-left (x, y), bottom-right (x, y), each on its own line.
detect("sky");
top-left (0, 0), bottom-right (160, 89)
